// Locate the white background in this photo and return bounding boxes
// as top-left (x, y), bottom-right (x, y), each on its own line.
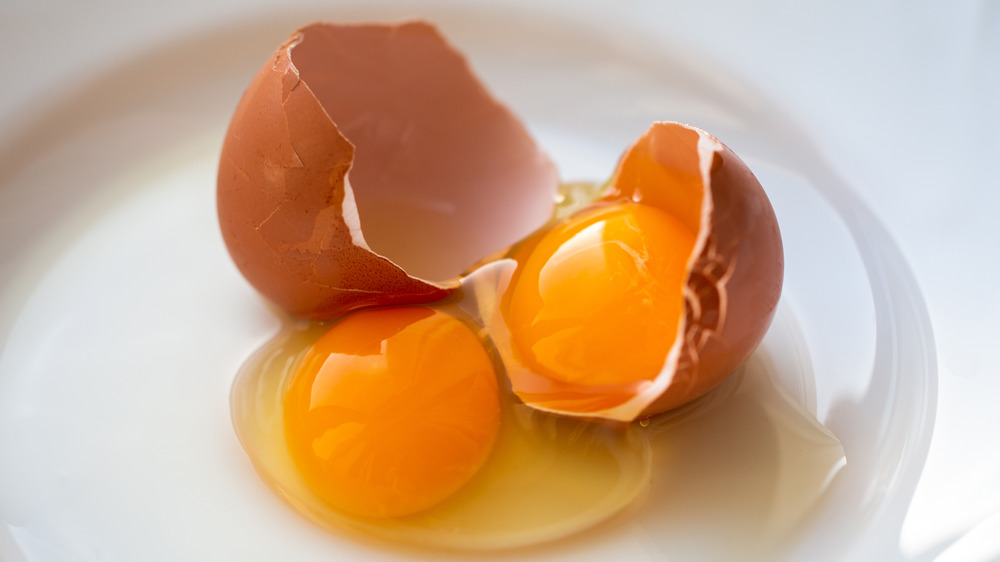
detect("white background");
top-left (1, 0), bottom-right (998, 560)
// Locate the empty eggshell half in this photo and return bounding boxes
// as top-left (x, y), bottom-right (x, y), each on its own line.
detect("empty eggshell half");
top-left (218, 21), bottom-right (559, 319)
top-left (492, 122), bottom-right (783, 421)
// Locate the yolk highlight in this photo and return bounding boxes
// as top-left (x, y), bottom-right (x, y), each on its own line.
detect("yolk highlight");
top-left (283, 306), bottom-right (501, 519)
top-left (503, 202), bottom-right (696, 389)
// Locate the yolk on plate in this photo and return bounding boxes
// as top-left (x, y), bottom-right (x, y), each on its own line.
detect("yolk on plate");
top-left (283, 306), bottom-right (501, 518)
top-left (503, 202), bottom-right (696, 390)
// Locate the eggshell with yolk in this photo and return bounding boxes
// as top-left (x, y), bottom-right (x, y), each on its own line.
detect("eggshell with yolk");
top-left (493, 122), bottom-right (783, 421)
top-left (217, 21), bottom-right (559, 319)
top-left (625, 122), bottom-right (784, 417)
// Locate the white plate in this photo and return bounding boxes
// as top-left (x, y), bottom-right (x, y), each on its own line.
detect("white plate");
top-left (0, 6), bottom-right (935, 561)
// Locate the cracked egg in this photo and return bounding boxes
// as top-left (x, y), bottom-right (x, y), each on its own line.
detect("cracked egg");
top-left (222, 20), bottom-right (649, 548)
top-left (221, 20), bottom-right (785, 552)
top-left (217, 21), bottom-right (558, 319)
top-left (489, 122), bottom-right (783, 422)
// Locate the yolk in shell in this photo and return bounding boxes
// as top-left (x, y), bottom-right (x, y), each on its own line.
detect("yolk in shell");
top-left (502, 202), bottom-right (696, 391)
top-left (283, 306), bottom-right (501, 518)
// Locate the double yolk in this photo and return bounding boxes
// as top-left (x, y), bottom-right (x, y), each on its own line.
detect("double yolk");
top-left (282, 201), bottom-right (696, 518)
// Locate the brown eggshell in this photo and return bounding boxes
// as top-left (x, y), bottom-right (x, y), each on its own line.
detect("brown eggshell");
top-left (218, 21), bottom-right (558, 319)
top-left (617, 122), bottom-right (784, 417)
top-left (489, 121), bottom-right (782, 421)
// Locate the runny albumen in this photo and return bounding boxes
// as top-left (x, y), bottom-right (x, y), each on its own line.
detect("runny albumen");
top-left (230, 300), bottom-right (847, 554)
top-left (230, 294), bottom-right (652, 550)
top-left (282, 307), bottom-right (501, 519)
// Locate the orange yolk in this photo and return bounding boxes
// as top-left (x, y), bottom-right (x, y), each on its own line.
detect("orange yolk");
top-left (503, 202), bottom-right (696, 389)
top-left (283, 306), bottom-right (501, 519)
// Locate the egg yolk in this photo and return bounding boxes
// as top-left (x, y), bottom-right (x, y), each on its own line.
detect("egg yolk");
top-left (283, 306), bottom-right (501, 519)
top-left (502, 202), bottom-right (696, 390)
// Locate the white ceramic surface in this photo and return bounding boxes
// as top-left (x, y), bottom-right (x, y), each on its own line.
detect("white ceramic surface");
top-left (1, 1), bottom-right (996, 560)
